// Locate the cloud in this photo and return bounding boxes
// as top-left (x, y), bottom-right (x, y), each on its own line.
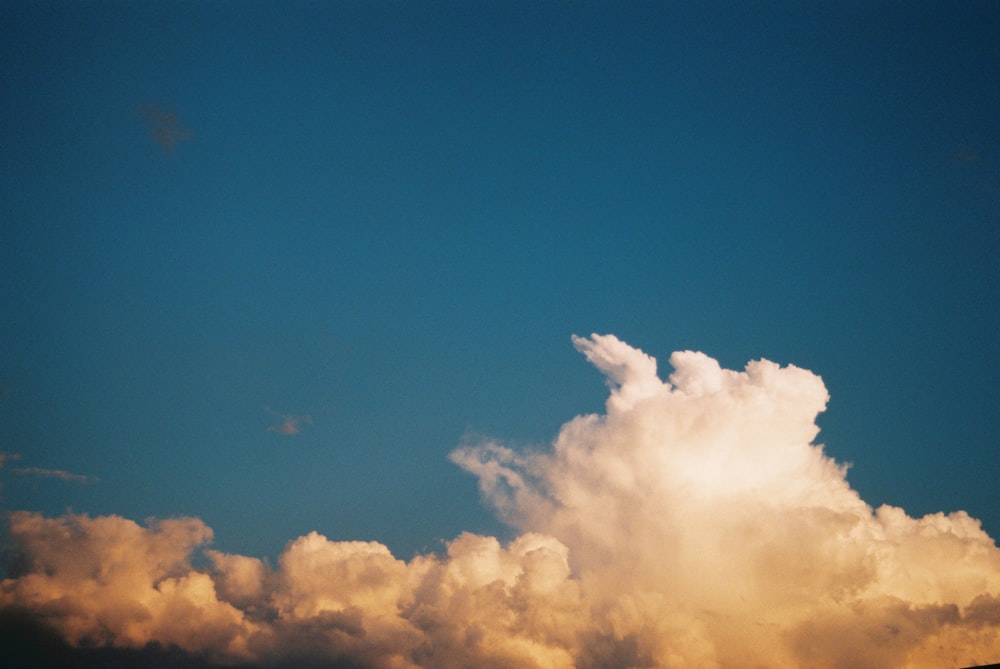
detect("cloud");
top-left (0, 512), bottom-right (252, 663)
top-left (0, 452), bottom-right (21, 469)
top-left (137, 104), bottom-right (192, 154)
top-left (2, 334), bottom-right (999, 668)
top-left (953, 144), bottom-right (984, 165)
top-left (265, 409), bottom-right (313, 436)
top-left (0, 453), bottom-right (22, 495)
top-left (10, 466), bottom-right (98, 484)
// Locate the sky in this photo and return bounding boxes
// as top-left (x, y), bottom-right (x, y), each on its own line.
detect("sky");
top-left (0, 2), bottom-right (998, 668)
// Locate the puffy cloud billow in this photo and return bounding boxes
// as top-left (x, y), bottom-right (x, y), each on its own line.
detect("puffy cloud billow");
top-left (3, 334), bottom-right (999, 668)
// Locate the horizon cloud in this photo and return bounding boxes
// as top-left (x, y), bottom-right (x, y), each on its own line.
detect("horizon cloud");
top-left (2, 334), bottom-right (998, 668)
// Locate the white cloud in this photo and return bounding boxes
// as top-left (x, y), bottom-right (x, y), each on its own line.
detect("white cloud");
top-left (2, 334), bottom-right (999, 668)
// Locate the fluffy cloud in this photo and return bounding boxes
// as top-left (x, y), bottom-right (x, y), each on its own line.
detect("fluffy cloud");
top-left (3, 334), bottom-right (999, 668)
top-left (0, 511), bottom-right (255, 665)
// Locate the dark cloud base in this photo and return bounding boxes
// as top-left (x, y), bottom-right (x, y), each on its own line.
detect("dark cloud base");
top-left (1, 607), bottom-right (201, 669)
top-left (0, 602), bottom-right (669, 669)
top-left (0, 608), bottom-right (365, 669)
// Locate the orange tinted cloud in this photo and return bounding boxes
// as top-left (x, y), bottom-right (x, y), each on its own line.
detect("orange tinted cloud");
top-left (2, 335), bottom-right (999, 668)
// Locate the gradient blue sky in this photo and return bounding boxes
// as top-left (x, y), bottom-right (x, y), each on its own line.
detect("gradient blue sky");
top-left (1, 1), bottom-right (997, 562)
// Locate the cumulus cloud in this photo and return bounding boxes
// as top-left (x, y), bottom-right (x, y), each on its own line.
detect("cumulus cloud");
top-left (3, 334), bottom-right (999, 668)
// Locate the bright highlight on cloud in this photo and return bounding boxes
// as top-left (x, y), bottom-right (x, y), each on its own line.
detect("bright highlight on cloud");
top-left (3, 335), bottom-right (999, 668)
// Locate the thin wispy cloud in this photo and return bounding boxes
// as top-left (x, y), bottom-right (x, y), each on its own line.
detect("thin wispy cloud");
top-left (137, 103), bottom-right (192, 154)
top-left (1, 335), bottom-right (998, 668)
top-left (952, 143), bottom-right (984, 165)
top-left (265, 408), bottom-right (312, 436)
top-left (0, 452), bottom-right (21, 495)
top-left (949, 142), bottom-right (1000, 194)
top-left (10, 466), bottom-right (98, 484)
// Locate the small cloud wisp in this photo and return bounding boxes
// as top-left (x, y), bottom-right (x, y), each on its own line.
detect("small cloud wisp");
top-left (10, 466), bottom-right (98, 484)
top-left (265, 408), bottom-right (312, 436)
top-left (137, 103), bottom-right (192, 154)
top-left (0, 452), bottom-right (21, 469)
top-left (2, 334), bottom-right (999, 668)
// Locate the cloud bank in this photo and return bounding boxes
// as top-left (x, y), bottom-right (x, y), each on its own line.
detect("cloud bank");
top-left (3, 334), bottom-right (999, 668)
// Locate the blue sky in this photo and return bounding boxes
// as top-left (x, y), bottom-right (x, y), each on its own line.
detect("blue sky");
top-left (1, 0), bottom-right (997, 570)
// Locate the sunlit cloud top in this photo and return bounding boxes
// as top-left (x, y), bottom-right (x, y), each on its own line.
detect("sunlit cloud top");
top-left (3, 335), bottom-right (998, 668)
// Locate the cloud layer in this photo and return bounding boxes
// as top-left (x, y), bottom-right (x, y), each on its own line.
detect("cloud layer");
top-left (3, 334), bottom-right (999, 668)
